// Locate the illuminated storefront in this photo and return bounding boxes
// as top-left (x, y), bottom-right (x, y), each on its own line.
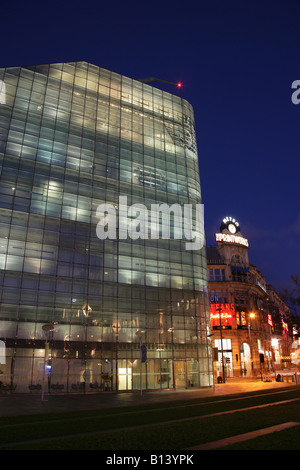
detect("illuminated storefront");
top-left (0, 62), bottom-right (212, 393)
top-left (210, 303), bottom-right (234, 329)
top-left (207, 217), bottom-right (292, 379)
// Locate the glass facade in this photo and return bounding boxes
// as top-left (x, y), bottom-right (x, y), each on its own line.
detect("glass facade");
top-left (0, 61), bottom-right (212, 393)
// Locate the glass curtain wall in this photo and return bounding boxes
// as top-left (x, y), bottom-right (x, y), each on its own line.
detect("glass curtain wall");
top-left (0, 62), bottom-right (212, 393)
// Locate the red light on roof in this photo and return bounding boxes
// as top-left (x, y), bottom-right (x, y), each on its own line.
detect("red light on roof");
top-left (177, 82), bottom-right (182, 88)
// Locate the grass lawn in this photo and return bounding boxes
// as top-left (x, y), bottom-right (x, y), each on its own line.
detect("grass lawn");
top-left (218, 426), bottom-right (300, 450)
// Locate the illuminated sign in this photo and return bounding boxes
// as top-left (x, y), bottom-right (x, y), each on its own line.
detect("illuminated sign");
top-left (210, 303), bottom-right (235, 328)
top-left (210, 312), bottom-right (233, 320)
top-left (215, 232), bottom-right (249, 247)
top-left (220, 216), bottom-right (240, 234)
top-left (231, 265), bottom-right (250, 273)
top-left (267, 314), bottom-right (273, 326)
top-left (257, 280), bottom-right (267, 292)
top-left (210, 303), bottom-right (235, 314)
top-left (222, 216), bottom-right (239, 228)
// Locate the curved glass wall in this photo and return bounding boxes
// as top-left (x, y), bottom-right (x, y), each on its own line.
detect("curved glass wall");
top-left (0, 62), bottom-right (212, 393)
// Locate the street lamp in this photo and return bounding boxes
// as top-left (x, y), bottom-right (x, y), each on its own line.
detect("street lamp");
top-left (207, 333), bottom-right (215, 390)
top-left (136, 329), bottom-right (145, 396)
top-left (247, 313), bottom-right (256, 377)
top-left (248, 312), bottom-right (255, 338)
top-left (216, 307), bottom-right (225, 383)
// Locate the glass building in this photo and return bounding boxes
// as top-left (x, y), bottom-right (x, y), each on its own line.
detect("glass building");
top-left (0, 61), bottom-right (212, 393)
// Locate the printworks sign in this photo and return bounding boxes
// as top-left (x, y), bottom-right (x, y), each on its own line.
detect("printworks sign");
top-left (215, 232), bottom-right (249, 247)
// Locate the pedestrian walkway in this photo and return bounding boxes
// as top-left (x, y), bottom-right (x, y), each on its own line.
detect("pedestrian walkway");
top-left (0, 379), bottom-right (296, 417)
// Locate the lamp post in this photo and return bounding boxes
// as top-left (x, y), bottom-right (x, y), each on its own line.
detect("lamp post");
top-left (168, 326), bottom-right (175, 389)
top-left (248, 312), bottom-right (255, 338)
top-left (207, 333), bottom-right (215, 389)
top-left (136, 329), bottom-right (145, 396)
top-left (216, 306), bottom-right (225, 383)
top-left (248, 313), bottom-right (255, 377)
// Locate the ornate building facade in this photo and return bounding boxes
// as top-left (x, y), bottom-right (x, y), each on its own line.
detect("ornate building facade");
top-left (207, 217), bottom-right (292, 380)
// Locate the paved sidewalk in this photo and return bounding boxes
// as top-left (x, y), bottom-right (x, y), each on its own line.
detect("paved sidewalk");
top-left (0, 379), bottom-right (296, 418)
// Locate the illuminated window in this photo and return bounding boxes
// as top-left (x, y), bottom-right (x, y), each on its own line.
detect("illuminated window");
top-left (215, 338), bottom-right (232, 351)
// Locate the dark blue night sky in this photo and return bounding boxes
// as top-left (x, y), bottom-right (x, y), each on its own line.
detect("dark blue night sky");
top-left (1, 0), bottom-right (299, 292)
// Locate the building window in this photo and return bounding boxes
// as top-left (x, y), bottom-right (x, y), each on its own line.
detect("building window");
top-left (236, 311), bottom-right (247, 326)
top-left (209, 268), bottom-right (225, 281)
top-left (231, 255), bottom-right (241, 264)
top-left (215, 338), bottom-right (232, 351)
top-left (210, 290), bottom-right (229, 304)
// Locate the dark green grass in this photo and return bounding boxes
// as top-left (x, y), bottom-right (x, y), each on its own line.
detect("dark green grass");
top-left (0, 386), bottom-right (299, 450)
top-left (219, 426), bottom-right (300, 450)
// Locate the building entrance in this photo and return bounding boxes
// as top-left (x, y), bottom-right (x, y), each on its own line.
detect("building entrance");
top-left (173, 360), bottom-right (186, 388)
top-left (240, 342), bottom-right (252, 376)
